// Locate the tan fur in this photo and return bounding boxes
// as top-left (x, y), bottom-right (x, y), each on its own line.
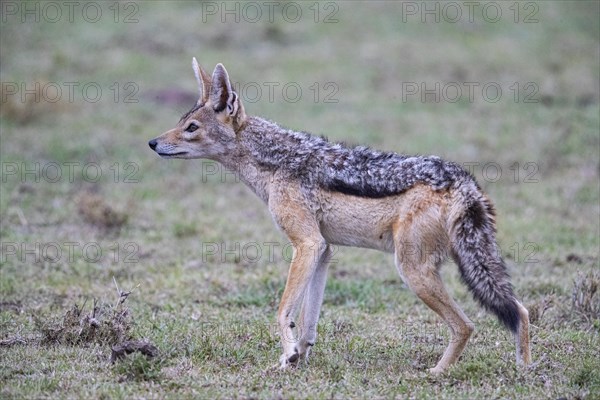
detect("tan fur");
top-left (149, 61), bottom-right (531, 373)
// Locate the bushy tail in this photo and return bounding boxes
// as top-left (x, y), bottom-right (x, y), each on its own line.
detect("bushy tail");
top-left (449, 177), bottom-right (520, 333)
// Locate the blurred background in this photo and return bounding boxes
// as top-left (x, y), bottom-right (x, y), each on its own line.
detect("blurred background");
top-left (1, 1), bottom-right (599, 398)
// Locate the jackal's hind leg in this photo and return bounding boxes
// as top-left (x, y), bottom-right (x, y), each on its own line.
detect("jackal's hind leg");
top-left (515, 300), bottom-right (531, 366)
top-left (395, 256), bottom-right (474, 374)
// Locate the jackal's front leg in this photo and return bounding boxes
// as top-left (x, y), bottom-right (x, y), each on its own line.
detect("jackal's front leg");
top-left (278, 238), bottom-right (327, 369)
top-left (296, 245), bottom-right (332, 363)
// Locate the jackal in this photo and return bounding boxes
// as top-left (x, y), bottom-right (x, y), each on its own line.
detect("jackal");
top-left (148, 60), bottom-right (531, 373)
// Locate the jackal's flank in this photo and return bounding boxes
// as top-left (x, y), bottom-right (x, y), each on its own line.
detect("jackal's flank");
top-left (149, 60), bottom-right (531, 373)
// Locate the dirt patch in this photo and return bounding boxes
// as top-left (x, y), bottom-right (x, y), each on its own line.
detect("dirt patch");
top-left (111, 340), bottom-right (159, 363)
top-left (0, 301), bottom-right (23, 313)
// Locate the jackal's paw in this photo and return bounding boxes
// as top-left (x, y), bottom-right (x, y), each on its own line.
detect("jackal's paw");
top-left (428, 366), bottom-right (446, 375)
top-left (279, 348), bottom-right (299, 369)
top-left (297, 342), bottom-right (314, 364)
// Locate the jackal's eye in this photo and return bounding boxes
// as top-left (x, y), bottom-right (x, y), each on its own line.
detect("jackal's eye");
top-left (185, 123), bottom-right (199, 133)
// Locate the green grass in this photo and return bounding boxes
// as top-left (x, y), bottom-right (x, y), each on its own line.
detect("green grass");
top-left (1, 1), bottom-right (599, 399)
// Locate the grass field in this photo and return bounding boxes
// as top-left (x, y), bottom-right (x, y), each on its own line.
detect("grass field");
top-left (1, 1), bottom-right (599, 399)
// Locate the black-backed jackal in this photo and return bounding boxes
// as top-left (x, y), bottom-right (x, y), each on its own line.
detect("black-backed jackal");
top-left (149, 60), bottom-right (531, 373)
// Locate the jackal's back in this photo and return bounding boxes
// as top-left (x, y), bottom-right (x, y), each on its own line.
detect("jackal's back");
top-left (241, 116), bottom-right (474, 198)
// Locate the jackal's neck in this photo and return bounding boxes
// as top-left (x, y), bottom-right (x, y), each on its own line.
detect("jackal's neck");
top-left (232, 115), bottom-right (323, 170)
top-left (216, 115), bottom-right (326, 203)
top-left (215, 116), bottom-right (287, 203)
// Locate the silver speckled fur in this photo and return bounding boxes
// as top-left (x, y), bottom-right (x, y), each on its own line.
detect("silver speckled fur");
top-left (149, 62), bottom-right (531, 371)
top-left (234, 115), bottom-right (519, 331)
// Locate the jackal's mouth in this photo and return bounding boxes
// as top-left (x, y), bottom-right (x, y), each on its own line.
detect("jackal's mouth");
top-left (158, 152), bottom-right (188, 157)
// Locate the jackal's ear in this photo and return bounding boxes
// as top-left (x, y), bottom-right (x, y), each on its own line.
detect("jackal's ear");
top-left (210, 63), bottom-right (240, 116)
top-left (192, 57), bottom-right (210, 105)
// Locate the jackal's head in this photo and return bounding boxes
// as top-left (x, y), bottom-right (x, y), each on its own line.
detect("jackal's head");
top-left (148, 59), bottom-right (246, 159)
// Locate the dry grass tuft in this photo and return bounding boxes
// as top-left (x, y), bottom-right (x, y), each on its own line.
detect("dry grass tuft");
top-left (75, 191), bottom-right (128, 229)
top-left (528, 295), bottom-right (555, 326)
top-left (571, 270), bottom-right (600, 326)
top-left (36, 298), bottom-right (133, 346)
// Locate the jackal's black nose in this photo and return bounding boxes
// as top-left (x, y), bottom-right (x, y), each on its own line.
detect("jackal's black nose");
top-left (148, 139), bottom-right (157, 150)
